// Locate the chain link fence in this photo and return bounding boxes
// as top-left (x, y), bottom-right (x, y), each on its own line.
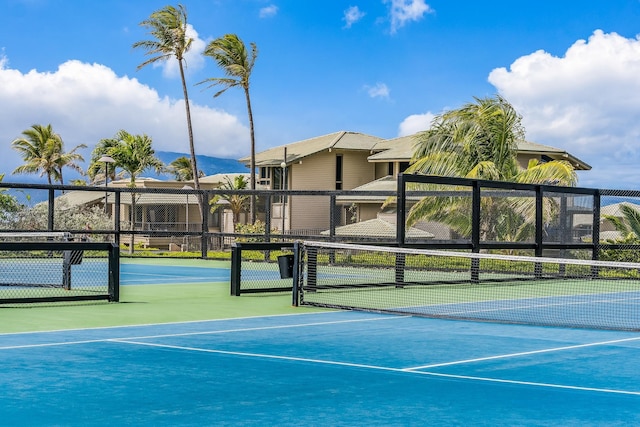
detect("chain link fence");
top-left (1, 178), bottom-right (640, 261)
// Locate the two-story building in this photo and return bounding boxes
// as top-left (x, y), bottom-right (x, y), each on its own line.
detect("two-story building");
top-left (241, 130), bottom-right (592, 235)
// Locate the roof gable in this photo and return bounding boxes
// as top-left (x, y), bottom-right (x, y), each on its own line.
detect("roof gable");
top-left (240, 131), bottom-right (384, 167)
top-left (366, 133), bottom-right (591, 170)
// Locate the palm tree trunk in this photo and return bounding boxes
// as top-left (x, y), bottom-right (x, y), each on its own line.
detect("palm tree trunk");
top-left (179, 61), bottom-right (204, 220)
top-left (245, 87), bottom-right (256, 223)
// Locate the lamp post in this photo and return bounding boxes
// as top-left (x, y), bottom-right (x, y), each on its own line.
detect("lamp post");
top-left (280, 160), bottom-right (287, 237)
top-left (280, 146), bottom-right (288, 238)
top-left (98, 155), bottom-right (115, 214)
top-left (182, 185), bottom-right (193, 232)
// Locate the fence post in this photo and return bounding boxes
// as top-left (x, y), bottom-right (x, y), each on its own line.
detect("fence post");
top-left (397, 173), bottom-right (406, 247)
top-left (201, 191), bottom-right (209, 258)
top-left (471, 180), bottom-right (480, 283)
top-left (292, 241), bottom-right (300, 306)
top-left (230, 243), bottom-right (242, 296)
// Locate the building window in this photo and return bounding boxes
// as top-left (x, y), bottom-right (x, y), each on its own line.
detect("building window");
top-left (388, 162), bottom-right (394, 176)
top-left (335, 154), bottom-right (343, 190)
top-left (209, 208), bottom-right (220, 228)
top-left (273, 166), bottom-right (287, 203)
top-left (399, 162), bottom-right (410, 173)
top-left (259, 167), bottom-right (271, 184)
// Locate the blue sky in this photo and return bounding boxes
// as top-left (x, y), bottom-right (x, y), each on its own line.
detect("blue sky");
top-left (2, 0), bottom-right (640, 189)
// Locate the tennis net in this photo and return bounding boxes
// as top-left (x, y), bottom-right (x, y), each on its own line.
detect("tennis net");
top-left (0, 240), bottom-right (119, 305)
top-left (297, 241), bottom-right (640, 331)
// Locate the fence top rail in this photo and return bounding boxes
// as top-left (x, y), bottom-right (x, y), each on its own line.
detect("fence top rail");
top-left (0, 232), bottom-right (71, 239)
top-left (399, 174), bottom-right (600, 195)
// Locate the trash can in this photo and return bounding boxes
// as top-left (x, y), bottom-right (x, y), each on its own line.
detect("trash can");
top-left (277, 254), bottom-right (294, 279)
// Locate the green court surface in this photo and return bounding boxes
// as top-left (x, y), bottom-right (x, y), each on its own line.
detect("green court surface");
top-left (0, 258), bottom-right (323, 334)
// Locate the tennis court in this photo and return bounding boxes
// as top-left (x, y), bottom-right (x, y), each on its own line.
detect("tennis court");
top-left (3, 246), bottom-right (640, 425)
top-left (1, 311), bottom-right (639, 425)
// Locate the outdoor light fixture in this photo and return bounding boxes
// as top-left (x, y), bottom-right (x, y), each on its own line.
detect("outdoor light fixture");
top-left (98, 155), bottom-right (115, 213)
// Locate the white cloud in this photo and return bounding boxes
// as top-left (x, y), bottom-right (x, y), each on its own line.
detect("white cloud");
top-left (365, 82), bottom-right (390, 99)
top-left (0, 59), bottom-right (249, 179)
top-left (384, 0), bottom-right (433, 34)
top-left (259, 5), bottom-right (278, 18)
top-left (489, 30), bottom-right (640, 189)
top-left (154, 24), bottom-right (207, 78)
top-left (343, 6), bottom-right (365, 29)
top-left (398, 112), bottom-right (434, 136)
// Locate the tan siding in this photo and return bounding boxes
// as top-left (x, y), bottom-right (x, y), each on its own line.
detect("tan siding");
top-left (285, 150), bottom-right (377, 231)
top-left (517, 153), bottom-right (539, 169)
top-left (341, 151), bottom-right (376, 189)
top-left (359, 204), bottom-right (382, 221)
top-left (374, 162), bottom-right (389, 179)
top-left (290, 150), bottom-right (335, 190)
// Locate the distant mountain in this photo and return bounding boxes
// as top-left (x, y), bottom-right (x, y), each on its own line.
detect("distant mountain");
top-left (156, 151), bottom-right (248, 177)
top-left (3, 152), bottom-right (247, 185)
top-left (2, 152), bottom-right (248, 203)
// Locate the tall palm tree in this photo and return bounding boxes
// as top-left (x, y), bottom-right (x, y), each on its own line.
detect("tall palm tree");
top-left (108, 130), bottom-right (164, 253)
top-left (168, 155), bottom-right (203, 181)
top-left (133, 4), bottom-right (201, 194)
top-left (11, 124), bottom-right (86, 185)
top-left (404, 96), bottom-right (577, 242)
top-left (200, 33), bottom-right (258, 221)
top-left (107, 130), bottom-right (164, 187)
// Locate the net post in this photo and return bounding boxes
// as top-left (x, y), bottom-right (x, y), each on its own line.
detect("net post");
top-left (592, 190), bottom-right (601, 276)
top-left (230, 243), bottom-right (242, 296)
top-left (471, 181), bottom-right (480, 284)
top-left (395, 252), bottom-right (405, 288)
top-left (534, 186), bottom-right (544, 279)
top-left (307, 245), bottom-right (317, 291)
top-left (108, 243), bottom-right (120, 302)
top-left (62, 253), bottom-right (71, 290)
top-left (292, 241), bottom-right (300, 306)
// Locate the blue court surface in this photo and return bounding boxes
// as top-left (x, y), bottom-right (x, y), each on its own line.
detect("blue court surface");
top-left (120, 263), bottom-right (277, 285)
top-left (120, 263), bottom-right (232, 285)
top-left (1, 311), bottom-right (639, 426)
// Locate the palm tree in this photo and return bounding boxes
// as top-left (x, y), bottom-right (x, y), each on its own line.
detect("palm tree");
top-left (107, 130), bottom-right (164, 253)
top-left (209, 175), bottom-right (250, 227)
top-left (133, 4), bottom-right (201, 194)
top-left (603, 204), bottom-right (640, 242)
top-left (87, 137), bottom-right (122, 184)
top-left (600, 204), bottom-right (640, 262)
top-left (404, 96), bottom-right (577, 242)
top-left (0, 174), bottom-right (20, 225)
top-left (168, 156), bottom-right (203, 181)
top-left (200, 33), bottom-right (258, 221)
top-left (11, 124), bottom-right (86, 185)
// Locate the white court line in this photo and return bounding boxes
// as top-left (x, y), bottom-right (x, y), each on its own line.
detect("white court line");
top-left (112, 339), bottom-right (640, 397)
top-left (404, 335), bottom-right (640, 370)
top-left (0, 315), bottom-right (407, 350)
top-left (0, 311), bottom-right (341, 336)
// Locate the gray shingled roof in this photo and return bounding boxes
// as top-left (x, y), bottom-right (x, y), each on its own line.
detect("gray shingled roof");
top-left (245, 130), bottom-right (590, 171)
top-left (367, 134), bottom-right (591, 170)
top-left (240, 131), bottom-right (384, 167)
top-left (321, 217), bottom-right (434, 238)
